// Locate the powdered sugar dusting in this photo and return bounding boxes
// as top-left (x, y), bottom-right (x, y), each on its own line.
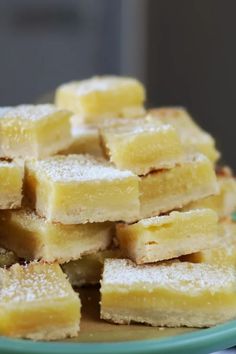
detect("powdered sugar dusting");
top-left (1, 263), bottom-right (74, 303)
top-left (1, 104), bottom-right (67, 121)
top-left (28, 154), bottom-right (135, 182)
top-left (101, 118), bottom-right (171, 136)
top-left (64, 76), bottom-right (140, 96)
top-left (103, 259), bottom-right (236, 293)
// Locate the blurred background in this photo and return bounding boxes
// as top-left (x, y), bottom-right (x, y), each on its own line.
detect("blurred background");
top-left (0, 0), bottom-right (235, 168)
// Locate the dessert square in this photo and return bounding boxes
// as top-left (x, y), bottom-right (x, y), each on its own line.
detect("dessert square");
top-left (182, 221), bottom-right (236, 267)
top-left (101, 259), bottom-right (236, 327)
top-left (100, 118), bottom-right (184, 175)
top-left (62, 248), bottom-right (122, 287)
top-left (0, 104), bottom-right (72, 158)
top-left (25, 154), bottom-right (140, 224)
top-left (0, 262), bottom-right (80, 340)
top-left (116, 209), bottom-right (218, 264)
top-left (139, 154), bottom-right (219, 218)
top-left (61, 124), bottom-right (103, 157)
top-left (0, 207), bottom-right (113, 263)
top-left (0, 160), bottom-right (23, 209)
top-left (148, 107), bottom-right (220, 163)
top-left (183, 168), bottom-right (236, 218)
top-left (55, 76), bottom-right (146, 124)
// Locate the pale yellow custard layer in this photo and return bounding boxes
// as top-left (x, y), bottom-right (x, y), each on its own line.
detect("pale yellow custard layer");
top-left (116, 209), bottom-right (218, 264)
top-left (25, 154), bottom-right (140, 224)
top-left (0, 207), bottom-right (113, 263)
top-left (55, 76), bottom-right (146, 124)
top-left (183, 174), bottom-right (236, 218)
top-left (0, 105), bottom-right (72, 158)
top-left (101, 259), bottom-right (236, 327)
top-left (0, 160), bottom-right (23, 209)
top-left (100, 118), bottom-right (183, 175)
top-left (140, 153), bottom-right (218, 218)
top-left (0, 262), bottom-right (81, 340)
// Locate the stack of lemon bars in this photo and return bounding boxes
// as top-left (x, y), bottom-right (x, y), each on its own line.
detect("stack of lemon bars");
top-left (0, 76), bottom-right (236, 340)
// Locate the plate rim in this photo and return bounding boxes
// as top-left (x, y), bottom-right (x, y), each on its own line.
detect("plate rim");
top-left (1, 319), bottom-right (236, 354)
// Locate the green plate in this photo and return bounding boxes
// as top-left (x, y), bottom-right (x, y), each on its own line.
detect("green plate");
top-left (1, 288), bottom-right (236, 354)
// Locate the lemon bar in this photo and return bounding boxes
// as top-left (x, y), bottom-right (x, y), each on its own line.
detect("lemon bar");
top-left (55, 76), bottom-right (146, 124)
top-left (140, 154), bottom-right (218, 218)
top-left (25, 154), bottom-right (140, 224)
top-left (0, 262), bottom-right (80, 340)
top-left (62, 248), bottom-right (122, 287)
top-left (148, 107), bottom-right (220, 163)
top-left (0, 160), bottom-right (23, 209)
top-left (116, 209), bottom-right (218, 264)
top-left (183, 169), bottom-right (236, 218)
top-left (0, 104), bottom-right (72, 158)
top-left (0, 248), bottom-right (18, 267)
top-left (101, 259), bottom-right (236, 327)
top-left (182, 221), bottom-right (236, 266)
top-left (100, 118), bottom-right (183, 175)
top-left (0, 207), bottom-right (113, 263)
top-left (61, 125), bottom-right (103, 156)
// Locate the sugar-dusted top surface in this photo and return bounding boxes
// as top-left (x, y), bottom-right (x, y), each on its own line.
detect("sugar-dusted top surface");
top-left (1, 104), bottom-right (67, 121)
top-left (28, 154), bottom-right (135, 182)
top-left (101, 117), bottom-right (172, 136)
top-left (137, 208), bottom-right (216, 227)
top-left (1, 263), bottom-right (75, 303)
top-left (61, 76), bottom-right (142, 96)
top-left (103, 259), bottom-right (236, 293)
